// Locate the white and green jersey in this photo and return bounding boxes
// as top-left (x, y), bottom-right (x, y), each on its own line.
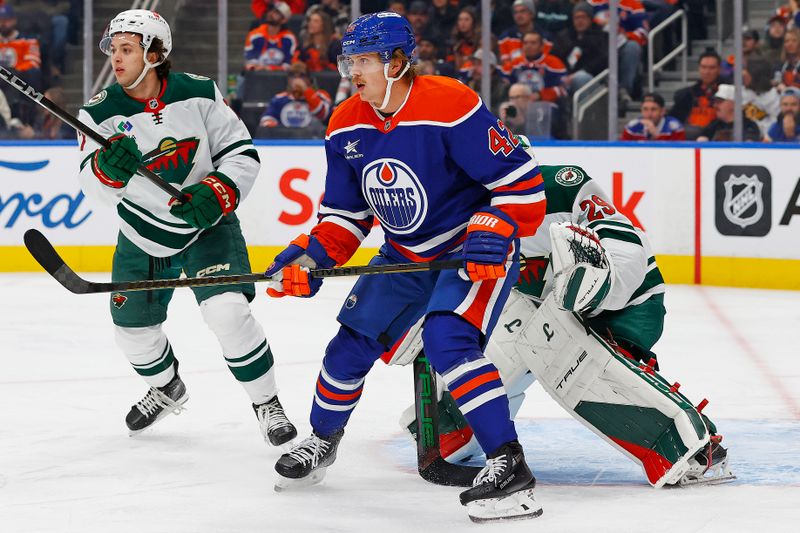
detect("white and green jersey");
top-left (77, 72), bottom-right (260, 257)
top-left (516, 164), bottom-right (665, 316)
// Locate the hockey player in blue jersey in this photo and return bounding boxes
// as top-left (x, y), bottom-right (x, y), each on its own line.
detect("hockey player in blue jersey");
top-left (265, 12), bottom-right (547, 522)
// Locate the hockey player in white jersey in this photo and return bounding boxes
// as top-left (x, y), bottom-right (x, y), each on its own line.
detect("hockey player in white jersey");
top-left (392, 140), bottom-right (734, 490)
top-left (75, 10), bottom-right (296, 446)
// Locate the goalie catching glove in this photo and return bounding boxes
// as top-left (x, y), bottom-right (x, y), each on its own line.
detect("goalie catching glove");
top-left (462, 206), bottom-right (518, 282)
top-left (91, 134), bottom-right (142, 188)
top-left (265, 234), bottom-right (336, 298)
top-left (550, 221), bottom-right (613, 313)
top-left (169, 172), bottom-right (239, 229)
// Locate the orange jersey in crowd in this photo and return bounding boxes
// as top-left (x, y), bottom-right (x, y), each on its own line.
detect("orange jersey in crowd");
top-left (0, 33), bottom-right (41, 71)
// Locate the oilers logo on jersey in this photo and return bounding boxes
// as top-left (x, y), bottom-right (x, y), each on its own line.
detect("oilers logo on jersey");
top-left (362, 159), bottom-right (428, 234)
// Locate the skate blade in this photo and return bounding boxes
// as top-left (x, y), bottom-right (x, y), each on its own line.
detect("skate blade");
top-left (274, 467), bottom-right (328, 492)
top-left (677, 459), bottom-right (736, 487)
top-left (128, 395), bottom-right (189, 437)
top-left (466, 488), bottom-right (543, 523)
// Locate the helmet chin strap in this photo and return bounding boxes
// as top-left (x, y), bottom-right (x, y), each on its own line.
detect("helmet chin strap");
top-left (125, 55), bottom-right (163, 91)
top-left (375, 61), bottom-right (410, 111)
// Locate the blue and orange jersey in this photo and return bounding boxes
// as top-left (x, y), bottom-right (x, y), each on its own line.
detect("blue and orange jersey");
top-left (588, 0), bottom-right (649, 46)
top-left (777, 60), bottom-right (800, 90)
top-left (260, 88), bottom-right (332, 127)
top-left (244, 26), bottom-right (297, 71)
top-left (293, 41), bottom-right (340, 72)
top-left (311, 75), bottom-right (546, 266)
top-left (0, 32), bottom-right (41, 71)
top-left (510, 53), bottom-right (567, 101)
top-left (622, 116), bottom-right (685, 141)
top-left (498, 27), bottom-right (553, 76)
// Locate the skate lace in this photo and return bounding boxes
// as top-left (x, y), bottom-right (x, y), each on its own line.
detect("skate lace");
top-left (135, 387), bottom-right (185, 417)
top-left (256, 400), bottom-right (293, 440)
top-left (474, 455), bottom-right (508, 486)
top-left (286, 434), bottom-right (330, 468)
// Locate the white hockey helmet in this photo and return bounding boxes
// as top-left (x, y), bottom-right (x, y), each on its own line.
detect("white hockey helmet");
top-left (99, 9), bottom-right (172, 89)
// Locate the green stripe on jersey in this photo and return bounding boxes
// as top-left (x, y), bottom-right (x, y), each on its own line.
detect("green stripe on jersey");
top-left (596, 227), bottom-right (643, 246)
top-left (225, 344), bottom-right (275, 382)
top-left (80, 153), bottom-right (93, 171)
top-left (629, 266), bottom-right (666, 302)
top-left (121, 198), bottom-right (194, 229)
top-left (212, 139), bottom-right (254, 163)
top-left (225, 339), bottom-right (268, 364)
top-left (131, 342), bottom-right (176, 377)
top-left (588, 219), bottom-right (636, 232)
top-left (117, 203), bottom-right (200, 250)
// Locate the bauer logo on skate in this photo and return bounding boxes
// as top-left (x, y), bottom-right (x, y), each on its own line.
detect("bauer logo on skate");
top-left (361, 159), bottom-right (427, 234)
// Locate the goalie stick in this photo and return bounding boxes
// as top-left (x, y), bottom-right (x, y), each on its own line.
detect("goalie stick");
top-left (0, 65), bottom-right (188, 203)
top-left (24, 229), bottom-right (463, 294)
top-left (413, 352), bottom-right (481, 487)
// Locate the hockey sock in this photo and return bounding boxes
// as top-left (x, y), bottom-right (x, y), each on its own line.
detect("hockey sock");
top-left (423, 313), bottom-right (518, 454)
top-left (310, 325), bottom-right (384, 436)
top-left (115, 325), bottom-right (177, 388)
top-left (200, 292), bottom-right (276, 404)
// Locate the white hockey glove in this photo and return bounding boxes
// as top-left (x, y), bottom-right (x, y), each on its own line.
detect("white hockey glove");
top-left (384, 316), bottom-right (425, 366)
top-left (550, 222), bottom-right (613, 313)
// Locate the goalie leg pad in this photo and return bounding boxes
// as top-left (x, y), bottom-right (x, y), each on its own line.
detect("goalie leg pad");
top-left (517, 295), bottom-right (712, 487)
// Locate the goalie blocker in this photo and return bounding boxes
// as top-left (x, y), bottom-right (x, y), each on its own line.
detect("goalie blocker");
top-left (390, 291), bottom-right (734, 488)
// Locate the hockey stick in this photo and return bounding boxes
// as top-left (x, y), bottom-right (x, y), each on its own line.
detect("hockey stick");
top-left (0, 66), bottom-right (188, 202)
top-left (413, 352), bottom-right (482, 487)
top-left (23, 229), bottom-right (463, 295)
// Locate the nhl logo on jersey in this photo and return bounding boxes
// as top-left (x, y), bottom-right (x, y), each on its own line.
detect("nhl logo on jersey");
top-left (554, 166), bottom-right (584, 187)
top-left (362, 159), bottom-right (428, 234)
top-left (715, 165), bottom-right (771, 237)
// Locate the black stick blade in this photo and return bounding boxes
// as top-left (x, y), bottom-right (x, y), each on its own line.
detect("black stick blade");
top-left (419, 457), bottom-right (481, 487)
top-left (23, 229), bottom-right (92, 294)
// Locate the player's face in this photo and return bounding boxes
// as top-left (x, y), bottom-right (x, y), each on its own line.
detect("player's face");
top-left (640, 101), bottom-right (664, 122)
top-left (108, 33), bottom-right (146, 87)
top-left (343, 53), bottom-right (387, 104)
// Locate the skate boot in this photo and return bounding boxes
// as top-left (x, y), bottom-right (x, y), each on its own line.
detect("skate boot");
top-left (676, 435), bottom-right (736, 486)
top-left (253, 396), bottom-right (297, 447)
top-left (125, 368), bottom-right (188, 436)
top-left (274, 429), bottom-right (344, 491)
top-left (459, 440), bottom-right (543, 523)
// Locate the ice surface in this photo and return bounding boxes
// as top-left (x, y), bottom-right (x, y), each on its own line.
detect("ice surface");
top-left (1, 275), bottom-right (798, 532)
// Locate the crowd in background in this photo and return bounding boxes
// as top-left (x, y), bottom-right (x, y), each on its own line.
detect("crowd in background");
top-left (0, 0), bottom-right (79, 140)
top-left (236, 0), bottom-right (800, 143)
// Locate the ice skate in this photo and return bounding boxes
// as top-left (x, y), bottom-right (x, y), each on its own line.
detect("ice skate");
top-left (274, 430), bottom-right (344, 491)
top-left (675, 436), bottom-right (736, 486)
top-left (253, 396), bottom-right (297, 447)
top-left (459, 441), bottom-right (542, 523)
top-left (125, 370), bottom-right (188, 436)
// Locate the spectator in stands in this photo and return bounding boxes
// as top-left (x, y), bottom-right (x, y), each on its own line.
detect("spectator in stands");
top-left (387, 1), bottom-right (407, 18)
top-left (775, 28), bottom-right (800, 91)
top-left (670, 49), bottom-right (723, 139)
top-left (498, 82), bottom-right (533, 134)
top-left (537, 0), bottom-right (573, 37)
top-left (761, 15), bottom-right (787, 68)
top-left (11, 1), bottom-right (70, 81)
top-left (245, 1), bottom-right (298, 71)
top-left (765, 86), bottom-right (800, 142)
top-left (621, 92), bottom-right (685, 140)
top-left (743, 58), bottom-right (781, 138)
top-left (294, 8), bottom-right (340, 71)
top-left (314, 0), bottom-right (349, 38)
top-left (252, 0), bottom-right (306, 18)
top-left (0, 4), bottom-right (42, 126)
top-left (259, 62), bottom-right (332, 129)
top-left (511, 30), bottom-right (567, 103)
top-left (430, 0), bottom-right (459, 45)
top-left (31, 86), bottom-right (71, 139)
top-left (773, 1), bottom-right (800, 29)
top-left (451, 6), bottom-right (483, 76)
top-left (499, 0), bottom-right (545, 76)
top-left (722, 28), bottom-right (762, 79)
top-left (552, 2), bottom-right (608, 95)
top-left (696, 84), bottom-right (762, 142)
top-left (416, 32), bottom-right (455, 77)
top-left (588, 0), bottom-right (648, 101)
top-left (407, 1), bottom-right (431, 42)
top-left (466, 49), bottom-right (509, 114)
top-left (0, 87), bottom-right (33, 139)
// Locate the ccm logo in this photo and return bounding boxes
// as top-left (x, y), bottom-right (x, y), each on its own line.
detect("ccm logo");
top-left (469, 214), bottom-right (499, 228)
top-left (203, 177), bottom-right (233, 209)
top-left (196, 263), bottom-right (230, 277)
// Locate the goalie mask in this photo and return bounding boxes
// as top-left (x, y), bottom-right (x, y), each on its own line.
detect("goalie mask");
top-left (100, 9), bottom-right (172, 90)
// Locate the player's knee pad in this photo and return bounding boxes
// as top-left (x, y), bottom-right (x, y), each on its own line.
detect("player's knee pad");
top-left (323, 325), bottom-right (386, 381)
top-left (200, 293), bottom-right (267, 359)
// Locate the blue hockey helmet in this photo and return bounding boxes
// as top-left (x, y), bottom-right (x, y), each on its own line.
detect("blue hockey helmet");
top-left (340, 12), bottom-right (416, 63)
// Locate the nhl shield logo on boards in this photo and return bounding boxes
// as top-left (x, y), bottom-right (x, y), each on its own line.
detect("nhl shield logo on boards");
top-left (362, 158), bottom-right (428, 234)
top-left (714, 165), bottom-right (771, 237)
top-left (111, 293), bottom-right (128, 309)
